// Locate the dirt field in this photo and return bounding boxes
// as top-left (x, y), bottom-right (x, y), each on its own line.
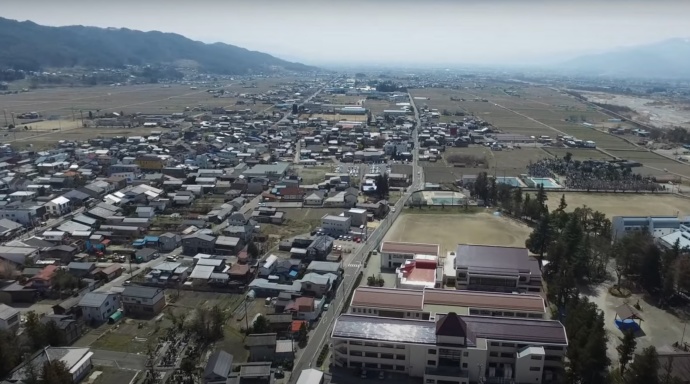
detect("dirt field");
top-left (385, 211), bottom-right (532, 256)
top-left (546, 192), bottom-right (690, 217)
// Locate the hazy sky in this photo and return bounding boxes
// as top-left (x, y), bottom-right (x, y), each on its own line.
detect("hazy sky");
top-left (2, 0), bottom-right (690, 66)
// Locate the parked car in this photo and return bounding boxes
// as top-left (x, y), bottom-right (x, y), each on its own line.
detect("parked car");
top-left (378, 371), bottom-right (385, 380)
top-left (360, 370), bottom-right (367, 379)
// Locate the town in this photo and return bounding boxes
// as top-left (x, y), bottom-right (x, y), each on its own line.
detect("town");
top-left (2, 7), bottom-right (690, 384)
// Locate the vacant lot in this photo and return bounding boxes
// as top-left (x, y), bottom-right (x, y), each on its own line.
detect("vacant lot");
top-left (543, 147), bottom-right (613, 160)
top-left (546, 192), bottom-right (690, 217)
top-left (385, 211), bottom-right (532, 256)
top-left (296, 165), bottom-right (331, 184)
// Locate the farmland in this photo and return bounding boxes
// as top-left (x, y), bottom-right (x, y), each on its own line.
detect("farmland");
top-left (543, 147), bottom-right (613, 160)
top-left (410, 84), bottom-right (690, 182)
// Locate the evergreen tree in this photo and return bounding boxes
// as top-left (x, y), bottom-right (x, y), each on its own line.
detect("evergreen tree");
top-left (624, 346), bottom-right (659, 384)
top-left (564, 296), bottom-right (610, 384)
top-left (535, 184), bottom-right (548, 217)
top-left (247, 241), bottom-right (260, 259)
top-left (297, 322), bottom-right (308, 348)
top-left (512, 187), bottom-right (523, 217)
top-left (617, 330), bottom-right (637, 375)
top-left (558, 194), bottom-right (568, 211)
top-left (42, 360), bottom-right (73, 384)
top-left (525, 213), bottom-right (552, 258)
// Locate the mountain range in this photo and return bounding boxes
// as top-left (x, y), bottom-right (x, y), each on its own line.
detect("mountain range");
top-left (0, 17), bottom-right (312, 74)
top-left (558, 38), bottom-right (690, 79)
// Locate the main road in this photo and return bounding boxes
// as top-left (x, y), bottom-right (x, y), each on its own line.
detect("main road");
top-left (288, 93), bottom-right (424, 382)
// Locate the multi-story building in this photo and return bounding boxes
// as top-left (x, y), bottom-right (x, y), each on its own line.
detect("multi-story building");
top-left (0, 203), bottom-right (46, 226)
top-left (379, 241), bottom-right (440, 269)
top-left (349, 287), bottom-right (546, 320)
top-left (331, 312), bottom-right (567, 384)
top-left (454, 245), bottom-right (542, 294)
top-left (321, 214), bottom-right (351, 236)
top-left (611, 215), bottom-right (690, 240)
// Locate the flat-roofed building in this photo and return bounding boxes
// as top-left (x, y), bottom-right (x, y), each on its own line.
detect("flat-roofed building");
top-left (379, 241), bottom-right (440, 269)
top-left (454, 244), bottom-right (542, 294)
top-left (330, 312), bottom-right (567, 384)
top-left (349, 287), bottom-right (546, 320)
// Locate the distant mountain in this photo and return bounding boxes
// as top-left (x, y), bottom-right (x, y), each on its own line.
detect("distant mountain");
top-left (558, 38), bottom-right (690, 79)
top-left (0, 17), bottom-right (313, 74)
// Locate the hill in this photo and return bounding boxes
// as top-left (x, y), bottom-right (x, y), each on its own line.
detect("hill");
top-left (558, 38), bottom-right (690, 79)
top-left (0, 17), bottom-right (312, 74)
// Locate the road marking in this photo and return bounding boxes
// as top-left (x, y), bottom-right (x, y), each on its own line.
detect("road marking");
top-left (346, 263), bottom-right (360, 268)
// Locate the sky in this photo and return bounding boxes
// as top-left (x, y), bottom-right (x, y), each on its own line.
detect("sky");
top-left (2, 0), bottom-right (690, 67)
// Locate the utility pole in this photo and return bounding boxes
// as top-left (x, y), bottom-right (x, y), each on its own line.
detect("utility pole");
top-left (2, 110), bottom-right (7, 126)
top-left (11, 112), bottom-right (16, 127)
top-left (244, 297), bottom-right (250, 332)
top-left (80, 110), bottom-right (84, 127)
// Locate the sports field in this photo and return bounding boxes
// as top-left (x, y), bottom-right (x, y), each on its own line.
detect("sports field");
top-left (545, 192), bottom-right (690, 217)
top-left (385, 211), bottom-right (532, 256)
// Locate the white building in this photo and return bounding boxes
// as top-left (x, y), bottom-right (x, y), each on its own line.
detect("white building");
top-left (331, 313), bottom-right (566, 384)
top-left (344, 208), bottom-right (368, 227)
top-left (611, 215), bottom-right (690, 240)
top-left (379, 241), bottom-right (440, 269)
top-left (0, 304), bottom-right (20, 332)
top-left (78, 292), bottom-right (120, 324)
top-left (45, 196), bottom-right (72, 217)
top-left (321, 214), bottom-right (351, 236)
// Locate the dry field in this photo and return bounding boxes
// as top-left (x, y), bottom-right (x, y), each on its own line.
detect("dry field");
top-left (385, 211), bottom-right (532, 256)
top-left (307, 113), bottom-right (367, 122)
top-left (545, 192), bottom-right (690, 217)
top-left (543, 147), bottom-right (613, 160)
top-left (0, 79), bottom-right (289, 121)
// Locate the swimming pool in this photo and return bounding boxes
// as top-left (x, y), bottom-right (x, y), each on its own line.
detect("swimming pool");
top-left (529, 177), bottom-right (563, 189)
top-left (496, 177), bottom-right (524, 187)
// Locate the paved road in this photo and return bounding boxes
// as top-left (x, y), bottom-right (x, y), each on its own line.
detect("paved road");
top-left (91, 349), bottom-right (147, 371)
top-left (289, 94), bottom-right (423, 382)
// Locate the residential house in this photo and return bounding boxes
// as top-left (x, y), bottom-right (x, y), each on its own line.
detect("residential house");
top-left (44, 196), bottom-right (72, 217)
top-left (227, 211), bottom-right (249, 226)
top-left (285, 296), bottom-right (321, 321)
top-left (159, 232), bottom-right (182, 252)
top-left (78, 292), bottom-right (120, 324)
top-left (0, 303), bottom-right (20, 332)
top-left (304, 190), bottom-right (325, 206)
top-left (182, 232), bottom-right (217, 255)
top-left (223, 225), bottom-right (254, 243)
top-left (306, 261), bottom-right (341, 276)
top-left (40, 314), bottom-right (82, 345)
top-left (299, 273), bottom-right (335, 298)
top-left (93, 264), bottom-right (124, 282)
top-left (259, 254), bottom-right (278, 277)
top-left (5, 346), bottom-right (94, 384)
top-left (135, 248), bottom-right (159, 263)
top-left (53, 296), bottom-right (83, 317)
top-left (122, 286), bottom-right (166, 317)
top-left (264, 313), bottom-right (294, 335)
top-left (67, 262), bottom-right (96, 278)
top-left (204, 350), bottom-right (233, 384)
top-left (279, 186), bottom-right (305, 202)
top-left (245, 333), bottom-right (278, 362)
top-left (307, 236), bottom-right (335, 261)
top-left (136, 206), bottom-right (156, 219)
top-left (215, 236), bottom-right (243, 255)
top-left (29, 265), bottom-right (59, 291)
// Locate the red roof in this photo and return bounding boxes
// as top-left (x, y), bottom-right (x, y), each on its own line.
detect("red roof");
top-left (291, 320), bottom-right (307, 333)
top-left (31, 265), bottom-right (58, 282)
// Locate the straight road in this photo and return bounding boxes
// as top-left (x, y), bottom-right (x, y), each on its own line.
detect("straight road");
top-left (289, 93), bottom-right (423, 382)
